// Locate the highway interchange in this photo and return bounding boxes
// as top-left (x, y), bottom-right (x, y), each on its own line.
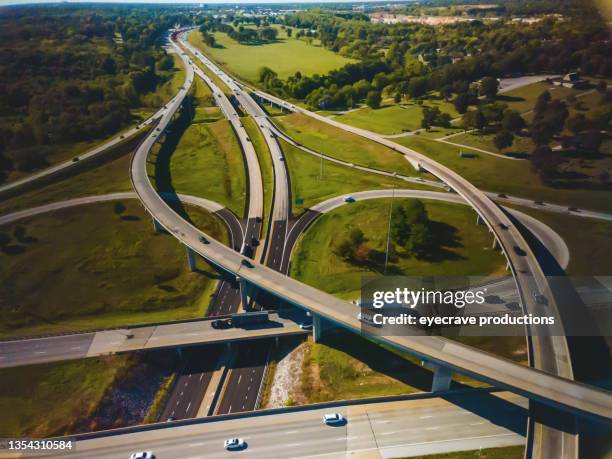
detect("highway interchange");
top-left (1, 28), bottom-right (610, 459)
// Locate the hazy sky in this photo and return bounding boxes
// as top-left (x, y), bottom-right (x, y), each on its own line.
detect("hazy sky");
top-left (2, 0), bottom-right (372, 4)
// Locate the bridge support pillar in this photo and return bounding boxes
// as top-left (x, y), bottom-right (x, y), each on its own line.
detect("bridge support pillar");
top-left (152, 218), bottom-right (163, 233)
top-left (176, 347), bottom-right (183, 359)
top-left (492, 236), bottom-right (500, 250)
top-left (423, 361), bottom-right (452, 392)
top-left (313, 315), bottom-right (323, 343)
top-left (186, 246), bottom-right (196, 272)
top-left (239, 277), bottom-right (250, 311)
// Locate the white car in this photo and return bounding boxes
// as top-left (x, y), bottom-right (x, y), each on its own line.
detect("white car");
top-left (130, 453), bottom-right (154, 459)
top-left (224, 438), bottom-right (246, 451)
top-left (323, 413), bottom-right (345, 425)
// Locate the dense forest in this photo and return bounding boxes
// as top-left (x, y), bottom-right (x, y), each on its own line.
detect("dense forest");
top-left (248, 2), bottom-right (611, 110)
top-left (0, 6), bottom-right (188, 180)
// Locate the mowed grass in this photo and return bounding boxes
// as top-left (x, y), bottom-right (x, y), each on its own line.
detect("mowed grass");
top-left (408, 445), bottom-right (524, 459)
top-left (333, 97), bottom-right (459, 135)
top-left (151, 115), bottom-right (247, 218)
top-left (448, 131), bottom-right (536, 156)
top-left (187, 30), bottom-right (356, 84)
top-left (397, 135), bottom-right (612, 213)
top-left (242, 117), bottom-right (274, 232)
top-left (498, 81), bottom-right (576, 113)
top-left (291, 199), bottom-right (505, 300)
top-left (0, 200), bottom-right (228, 337)
top-left (0, 355), bottom-right (130, 437)
top-left (280, 138), bottom-right (418, 214)
top-left (275, 113), bottom-right (417, 176)
top-left (504, 205), bottom-right (612, 276)
top-left (300, 332), bottom-right (436, 403)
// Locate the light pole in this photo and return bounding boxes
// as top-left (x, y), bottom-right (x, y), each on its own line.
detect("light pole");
top-left (384, 178), bottom-right (396, 275)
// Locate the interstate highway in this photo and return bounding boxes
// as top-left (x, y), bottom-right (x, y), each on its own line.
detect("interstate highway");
top-left (125, 32), bottom-right (611, 421)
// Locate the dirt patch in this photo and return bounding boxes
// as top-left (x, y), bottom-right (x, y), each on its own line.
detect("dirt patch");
top-left (266, 341), bottom-right (308, 408)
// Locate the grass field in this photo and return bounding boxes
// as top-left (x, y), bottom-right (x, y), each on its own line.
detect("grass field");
top-left (497, 81), bottom-right (576, 113)
top-left (0, 200), bottom-right (228, 337)
top-left (275, 113), bottom-right (417, 176)
top-left (408, 445), bottom-right (524, 459)
top-left (397, 135), bottom-right (612, 213)
top-left (0, 355), bottom-right (131, 437)
top-left (150, 111), bottom-right (247, 218)
top-left (299, 332), bottom-right (436, 402)
top-left (187, 29), bottom-right (356, 84)
top-left (448, 131), bottom-right (536, 157)
top-left (280, 138), bottom-right (418, 214)
top-left (333, 97), bottom-right (459, 135)
top-left (242, 117), bottom-right (274, 234)
top-left (291, 198), bottom-right (505, 300)
top-left (504, 205), bottom-right (612, 276)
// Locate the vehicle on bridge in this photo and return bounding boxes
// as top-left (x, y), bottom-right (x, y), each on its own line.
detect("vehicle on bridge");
top-left (231, 311), bottom-right (269, 327)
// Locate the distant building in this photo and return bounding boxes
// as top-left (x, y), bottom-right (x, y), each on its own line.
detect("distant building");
top-left (554, 72), bottom-right (589, 89)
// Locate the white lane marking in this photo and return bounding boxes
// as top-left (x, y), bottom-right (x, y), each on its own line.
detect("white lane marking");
top-left (189, 442), bottom-right (205, 447)
top-left (186, 402), bottom-right (192, 412)
top-left (34, 351), bottom-right (46, 355)
top-left (284, 430), bottom-right (298, 435)
top-left (381, 431), bottom-right (397, 436)
top-left (425, 426), bottom-right (440, 431)
top-left (470, 421), bottom-right (486, 426)
top-left (419, 415), bottom-right (433, 419)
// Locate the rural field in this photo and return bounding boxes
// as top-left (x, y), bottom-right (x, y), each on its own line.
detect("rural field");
top-left (290, 198), bottom-right (506, 300)
top-left (188, 28), bottom-right (356, 84)
top-left (0, 201), bottom-right (227, 337)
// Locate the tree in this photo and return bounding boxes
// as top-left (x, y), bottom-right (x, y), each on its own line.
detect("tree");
top-left (348, 228), bottom-right (364, 247)
top-left (531, 146), bottom-right (561, 182)
top-left (501, 110), bottom-right (525, 133)
top-left (286, 28), bottom-right (293, 38)
top-left (493, 130), bottom-right (514, 151)
top-left (462, 109), bottom-right (487, 131)
top-left (394, 92), bottom-right (401, 104)
top-left (566, 114), bottom-right (587, 135)
top-left (391, 200), bottom-right (428, 246)
top-left (534, 90), bottom-right (551, 118)
top-left (257, 66), bottom-right (277, 83)
top-left (440, 85), bottom-right (453, 101)
top-left (454, 93), bottom-right (470, 114)
top-left (113, 202), bottom-right (126, 215)
top-left (334, 239), bottom-right (354, 260)
top-left (596, 80), bottom-right (607, 94)
top-left (366, 90), bottom-right (381, 109)
top-left (405, 223), bottom-right (432, 259)
top-left (479, 76), bottom-right (499, 100)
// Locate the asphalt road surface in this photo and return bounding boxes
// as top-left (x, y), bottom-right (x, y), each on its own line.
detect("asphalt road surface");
top-left (45, 391), bottom-right (527, 459)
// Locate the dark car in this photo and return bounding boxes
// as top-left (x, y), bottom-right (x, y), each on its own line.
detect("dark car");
top-left (497, 193), bottom-right (508, 198)
top-left (533, 292), bottom-right (548, 305)
top-left (241, 259), bottom-right (254, 268)
top-left (199, 235), bottom-right (210, 245)
top-left (212, 319), bottom-right (232, 329)
top-left (513, 246), bottom-right (526, 256)
top-left (568, 207), bottom-right (579, 212)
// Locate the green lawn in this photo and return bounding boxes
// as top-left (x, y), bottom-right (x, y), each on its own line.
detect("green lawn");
top-left (291, 198), bottom-right (506, 300)
top-left (504, 205), bottom-right (612, 276)
top-left (0, 200), bottom-right (228, 337)
top-left (333, 98), bottom-right (459, 136)
top-left (397, 135), bottom-right (612, 213)
top-left (187, 29), bottom-right (356, 84)
top-left (151, 113), bottom-right (247, 218)
top-left (448, 131), bottom-right (536, 157)
top-left (242, 117), bottom-right (274, 235)
top-left (300, 332), bottom-right (437, 403)
top-left (281, 138), bottom-right (418, 215)
top-left (0, 355), bottom-right (131, 437)
top-left (498, 81), bottom-right (577, 113)
top-left (408, 445), bottom-right (524, 459)
top-left (275, 113), bottom-right (417, 176)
